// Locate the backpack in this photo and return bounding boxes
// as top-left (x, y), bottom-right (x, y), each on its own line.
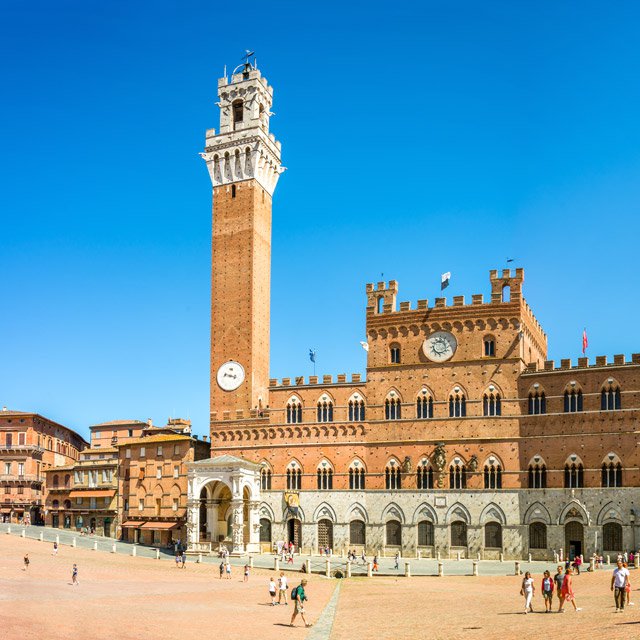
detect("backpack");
top-left (291, 586), bottom-right (299, 600)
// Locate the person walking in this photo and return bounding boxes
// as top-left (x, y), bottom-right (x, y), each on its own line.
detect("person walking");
top-left (278, 571), bottom-right (288, 605)
top-left (372, 555), bottom-right (379, 572)
top-left (520, 571), bottom-right (535, 613)
top-left (553, 565), bottom-right (564, 600)
top-left (289, 579), bottom-right (312, 628)
top-left (541, 570), bottom-right (555, 612)
top-left (71, 563), bottom-right (79, 585)
top-left (269, 576), bottom-right (277, 605)
top-left (219, 561), bottom-right (225, 579)
top-left (394, 552), bottom-right (400, 570)
top-left (52, 542), bottom-right (58, 556)
top-left (181, 550), bottom-right (187, 569)
top-left (611, 559), bottom-right (630, 612)
top-left (175, 552), bottom-right (181, 568)
top-left (225, 562), bottom-right (232, 579)
top-left (244, 564), bottom-right (250, 582)
top-left (558, 567), bottom-right (581, 612)
top-left (23, 554), bottom-right (30, 571)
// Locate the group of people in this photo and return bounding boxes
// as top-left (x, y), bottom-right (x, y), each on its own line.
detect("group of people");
top-left (23, 552), bottom-right (79, 585)
top-left (174, 550), bottom-right (187, 568)
top-left (267, 572), bottom-right (311, 628)
top-left (520, 560), bottom-right (633, 614)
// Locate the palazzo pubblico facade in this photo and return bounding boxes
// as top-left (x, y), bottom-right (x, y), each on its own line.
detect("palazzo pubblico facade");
top-left (186, 60), bottom-right (640, 561)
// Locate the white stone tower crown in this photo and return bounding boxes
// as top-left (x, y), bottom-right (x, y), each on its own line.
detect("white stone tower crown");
top-left (200, 63), bottom-right (283, 196)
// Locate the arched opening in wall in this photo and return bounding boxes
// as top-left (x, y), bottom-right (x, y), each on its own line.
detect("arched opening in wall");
top-left (348, 397), bottom-right (365, 421)
top-left (232, 99), bottom-right (243, 129)
top-left (417, 520), bottom-right (434, 546)
top-left (52, 475), bottom-right (59, 488)
top-left (349, 463), bottom-right (366, 489)
top-left (502, 285), bottom-right (511, 302)
top-left (199, 486), bottom-right (209, 541)
top-left (385, 520), bottom-right (402, 546)
top-left (316, 463), bottom-right (333, 490)
top-left (564, 388), bottom-right (583, 412)
top-left (377, 296), bottom-right (384, 314)
top-left (259, 518), bottom-right (272, 543)
top-left (484, 522), bottom-right (502, 549)
top-left (389, 343), bottom-right (401, 364)
top-left (349, 519), bottom-right (366, 546)
top-left (260, 467), bottom-right (272, 490)
top-left (286, 462), bottom-right (302, 490)
top-left (601, 382), bottom-right (622, 411)
top-left (483, 461), bottom-right (502, 489)
top-left (528, 463), bottom-right (547, 488)
top-left (529, 522), bottom-right (547, 549)
top-left (603, 522), bottom-right (623, 553)
top-left (416, 462), bottom-right (433, 489)
top-left (564, 460), bottom-right (584, 488)
top-left (564, 521), bottom-right (584, 559)
top-left (449, 462), bottom-right (467, 489)
top-left (287, 518), bottom-right (302, 548)
top-left (318, 519), bottom-right (333, 551)
top-left (451, 520), bottom-right (467, 547)
top-left (385, 462), bottom-right (402, 489)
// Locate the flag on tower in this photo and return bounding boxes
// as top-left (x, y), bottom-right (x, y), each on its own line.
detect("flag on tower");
top-left (360, 341), bottom-right (369, 352)
top-left (441, 272), bottom-right (451, 290)
top-left (309, 349), bottom-right (316, 363)
top-left (582, 329), bottom-right (588, 354)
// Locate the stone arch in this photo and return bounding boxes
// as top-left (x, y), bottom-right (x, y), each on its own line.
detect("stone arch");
top-left (564, 453), bottom-right (584, 467)
top-left (523, 501), bottom-right (551, 525)
top-left (528, 454), bottom-right (547, 467)
top-left (382, 502), bottom-right (405, 524)
top-left (385, 387), bottom-right (403, 402)
top-left (416, 385), bottom-right (436, 401)
top-left (482, 452), bottom-right (504, 468)
top-left (313, 502), bottom-right (337, 522)
top-left (480, 502), bottom-right (506, 525)
top-left (446, 502), bottom-right (471, 525)
top-left (558, 500), bottom-right (590, 525)
top-left (259, 502), bottom-right (275, 521)
top-left (347, 502), bottom-right (369, 523)
top-left (597, 502), bottom-right (624, 525)
top-left (412, 502), bottom-right (438, 525)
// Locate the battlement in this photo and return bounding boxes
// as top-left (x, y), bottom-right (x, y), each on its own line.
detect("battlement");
top-left (523, 353), bottom-right (640, 374)
top-left (366, 281), bottom-right (398, 314)
top-left (269, 373), bottom-right (364, 388)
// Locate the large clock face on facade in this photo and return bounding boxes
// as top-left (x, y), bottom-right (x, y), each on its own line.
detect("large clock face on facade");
top-left (423, 331), bottom-right (457, 362)
top-left (216, 361), bottom-right (245, 391)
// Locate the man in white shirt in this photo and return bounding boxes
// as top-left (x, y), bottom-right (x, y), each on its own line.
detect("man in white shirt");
top-left (611, 560), bottom-right (630, 612)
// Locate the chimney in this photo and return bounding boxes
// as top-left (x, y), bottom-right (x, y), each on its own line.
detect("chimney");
top-left (202, 435), bottom-right (208, 442)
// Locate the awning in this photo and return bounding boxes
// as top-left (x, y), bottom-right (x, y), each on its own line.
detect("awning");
top-left (1, 508), bottom-right (11, 513)
top-left (68, 490), bottom-right (116, 498)
top-left (121, 520), bottom-right (145, 527)
top-left (140, 522), bottom-right (180, 530)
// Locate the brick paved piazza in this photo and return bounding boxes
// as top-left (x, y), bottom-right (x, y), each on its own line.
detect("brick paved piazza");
top-left (1, 536), bottom-right (639, 640)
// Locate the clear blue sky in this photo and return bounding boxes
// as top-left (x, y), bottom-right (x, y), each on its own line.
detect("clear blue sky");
top-left (2, 1), bottom-right (639, 440)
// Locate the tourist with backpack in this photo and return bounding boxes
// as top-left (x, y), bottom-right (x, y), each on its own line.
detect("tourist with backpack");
top-left (290, 579), bottom-right (312, 628)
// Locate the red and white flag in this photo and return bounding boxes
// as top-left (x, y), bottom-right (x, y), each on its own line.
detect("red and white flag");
top-left (582, 328), bottom-right (588, 354)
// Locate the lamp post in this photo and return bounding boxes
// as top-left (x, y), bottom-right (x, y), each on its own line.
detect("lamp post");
top-left (631, 510), bottom-right (636, 552)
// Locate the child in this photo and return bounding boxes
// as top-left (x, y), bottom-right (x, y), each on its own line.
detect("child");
top-left (52, 542), bottom-right (58, 556)
top-left (269, 576), bottom-right (277, 605)
top-left (244, 564), bottom-right (250, 582)
top-left (541, 570), bottom-right (554, 612)
top-left (23, 554), bottom-right (30, 571)
top-left (219, 561), bottom-right (225, 579)
top-left (72, 564), bottom-right (79, 585)
top-left (373, 555), bottom-right (379, 572)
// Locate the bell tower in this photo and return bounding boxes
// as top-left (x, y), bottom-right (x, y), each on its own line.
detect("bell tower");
top-left (201, 59), bottom-right (283, 424)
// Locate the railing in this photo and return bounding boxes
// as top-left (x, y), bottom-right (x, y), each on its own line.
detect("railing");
top-left (0, 444), bottom-right (44, 453)
top-left (0, 474), bottom-right (42, 483)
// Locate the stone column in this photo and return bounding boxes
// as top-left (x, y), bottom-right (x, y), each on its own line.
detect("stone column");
top-left (230, 500), bottom-right (245, 555)
top-left (246, 500), bottom-right (261, 554)
top-left (186, 499), bottom-right (200, 549)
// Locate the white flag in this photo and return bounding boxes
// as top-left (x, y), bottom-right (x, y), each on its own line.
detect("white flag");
top-left (441, 272), bottom-right (451, 290)
top-left (360, 341), bottom-right (369, 352)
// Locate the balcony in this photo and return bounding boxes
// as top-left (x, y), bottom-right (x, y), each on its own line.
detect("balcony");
top-left (0, 445), bottom-right (44, 455)
top-left (0, 474), bottom-right (42, 484)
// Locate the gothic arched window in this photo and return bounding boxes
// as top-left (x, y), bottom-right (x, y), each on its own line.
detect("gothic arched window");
top-left (316, 462), bottom-right (333, 490)
top-left (416, 391), bottom-right (434, 419)
top-left (260, 467), bottom-right (272, 490)
top-left (528, 389), bottom-right (546, 415)
top-left (389, 343), bottom-right (401, 364)
top-left (286, 462), bottom-right (302, 491)
top-left (232, 99), bottom-right (244, 128)
top-left (348, 461), bottom-right (366, 490)
top-left (483, 336), bottom-right (496, 357)
top-left (601, 454), bottom-right (623, 488)
top-left (385, 461), bottom-right (402, 490)
top-left (483, 461), bottom-right (502, 489)
top-left (483, 392), bottom-right (501, 416)
top-left (528, 460), bottom-right (547, 488)
top-left (449, 391), bottom-right (466, 418)
top-left (416, 461), bottom-right (433, 489)
top-left (385, 395), bottom-right (401, 420)
top-left (449, 461), bottom-right (467, 489)
top-left (601, 382), bottom-right (621, 411)
top-left (286, 398), bottom-right (303, 424)
top-left (316, 398), bottom-right (334, 423)
top-left (564, 388), bottom-right (583, 413)
top-left (564, 457), bottom-right (584, 488)
top-left (348, 396), bottom-right (365, 422)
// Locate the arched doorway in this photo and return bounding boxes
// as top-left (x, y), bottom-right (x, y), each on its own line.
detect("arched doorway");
top-left (287, 518), bottom-right (302, 548)
top-left (565, 521), bottom-right (584, 559)
top-left (318, 519), bottom-right (333, 551)
top-left (199, 481), bottom-right (233, 545)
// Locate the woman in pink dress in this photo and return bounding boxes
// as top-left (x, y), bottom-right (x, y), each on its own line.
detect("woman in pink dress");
top-left (558, 567), bottom-right (582, 612)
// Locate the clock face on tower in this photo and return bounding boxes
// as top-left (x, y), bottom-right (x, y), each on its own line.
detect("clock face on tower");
top-left (423, 331), bottom-right (457, 362)
top-left (216, 361), bottom-right (245, 391)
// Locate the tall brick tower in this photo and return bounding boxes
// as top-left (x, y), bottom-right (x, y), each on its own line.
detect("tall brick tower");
top-left (201, 60), bottom-right (283, 425)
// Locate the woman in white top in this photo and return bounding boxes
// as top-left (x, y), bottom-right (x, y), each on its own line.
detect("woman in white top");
top-left (521, 571), bottom-right (535, 614)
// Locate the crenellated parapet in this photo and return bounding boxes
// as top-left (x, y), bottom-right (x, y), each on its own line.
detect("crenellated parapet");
top-left (269, 373), bottom-right (364, 388)
top-left (523, 353), bottom-right (640, 374)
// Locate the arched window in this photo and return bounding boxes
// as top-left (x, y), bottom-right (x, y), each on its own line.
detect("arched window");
top-left (63, 499), bottom-right (71, 510)
top-left (52, 475), bottom-right (59, 488)
top-left (528, 389), bottom-right (546, 415)
top-left (502, 285), bottom-right (510, 302)
top-left (483, 461), bottom-right (502, 489)
top-left (529, 522), bottom-right (547, 549)
top-left (449, 461), bottom-right (467, 489)
top-left (601, 454), bottom-right (623, 487)
top-left (348, 396), bottom-right (365, 421)
top-left (286, 463), bottom-right (302, 491)
top-left (350, 519), bottom-right (366, 545)
top-left (385, 461), bottom-right (402, 490)
top-left (232, 99), bottom-right (244, 128)
top-left (389, 343), bottom-right (401, 364)
top-left (484, 522), bottom-right (502, 548)
top-left (64, 474), bottom-right (70, 488)
top-left (483, 392), bottom-right (501, 416)
top-left (449, 390), bottom-right (466, 417)
top-left (528, 460), bottom-right (547, 489)
top-left (348, 461), bottom-right (365, 490)
top-left (260, 467), bottom-right (272, 490)
top-left (418, 520), bottom-right (434, 546)
top-left (316, 396), bottom-right (334, 423)
top-left (377, 296), bottom-right (384, 314)
top-left (385, 395), bottom-right (401, 420)
top-left (386, 520), bottom-right (402, 546)
top-left (601, 382), bottom-right (621, 411)
top-left (483, 336), bottom-right (496, 357)
top-left (564, 388), bottom-right (583, 413)
top-left (416, 390), bottom-right (434, 419)
top-left (257, 518), bottom-right (271, 543)
top-left (316, 462), bottom-right (333, 490)
top-left (564, 457), bottom-right (584, 488)
top-left (416, 460), bottom-right (433, 489)
top-left (286, 398), bottom-right (303, 424)
top-left (52, 499), bottom-right (59, 509)
top-left (603, 522), bottom-right (623, 552)
top-left (451, 521), bottom-right (467, 547)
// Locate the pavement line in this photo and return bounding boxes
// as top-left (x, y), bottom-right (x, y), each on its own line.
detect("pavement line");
top-left (307, 580), bottom-right (342, 640)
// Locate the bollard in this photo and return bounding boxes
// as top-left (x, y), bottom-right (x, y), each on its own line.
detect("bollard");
top-left (499, 552), bottom-right (504, 563)
top-left (198, 553), bottom-right (202, 563)
top-left (635, 555), bottom-right (639, 569)
top-left (559, 548), bottom-right (564, 562)
top-left (404, 561), bottom-right (411, 578)
top-left (72, 537), bottom-right (76, 548)
top-left (528, 553), bottom-right (532, 563)
top-left (346, 561), bottom-right (352, 578)
top-left (515, 561), bottom-right (521, 575)
top-left (473, 560), bottom-right (479, 576)
top-left (156, 549), bottom-right (161, 560)
top-left (417, 549), bottom-right (421, 560)
top-left (438, 561), bottom-right (444, 577)
top-left (111, 543), bottom-right (117, 553)
top-left (305, 559), bottom-right (311, 574)
top-left (554, 552), bottom-right (559, 564)
top-left (6, 526), bottom-right (11, 534)
top-left (367, 561), bottom-right (373, 577)
top-left (39, 532), bottom-right (44, 542)
top-left (131, 546), bottom-right (136, 557)
top-left (249, 556), bottom-right (254, 568)
top-left (56, 534), bottom-right (60, 545)
top-left (274, 557), bottom-right (279, 571)
top-left (606, 555), bottom-right (610, 565)
top-left (456, 551), bottom-right (461, 561)
top-left (477, 551), bottom-right (481, 561)
top-left (93, 541), bottom-right (98, 551)
top-left (436, 550), bottom-right (441, 561)
top-left (21, 529), bottom-right (25, 538)
top-left (325, 558), bottom-right (331, 578)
